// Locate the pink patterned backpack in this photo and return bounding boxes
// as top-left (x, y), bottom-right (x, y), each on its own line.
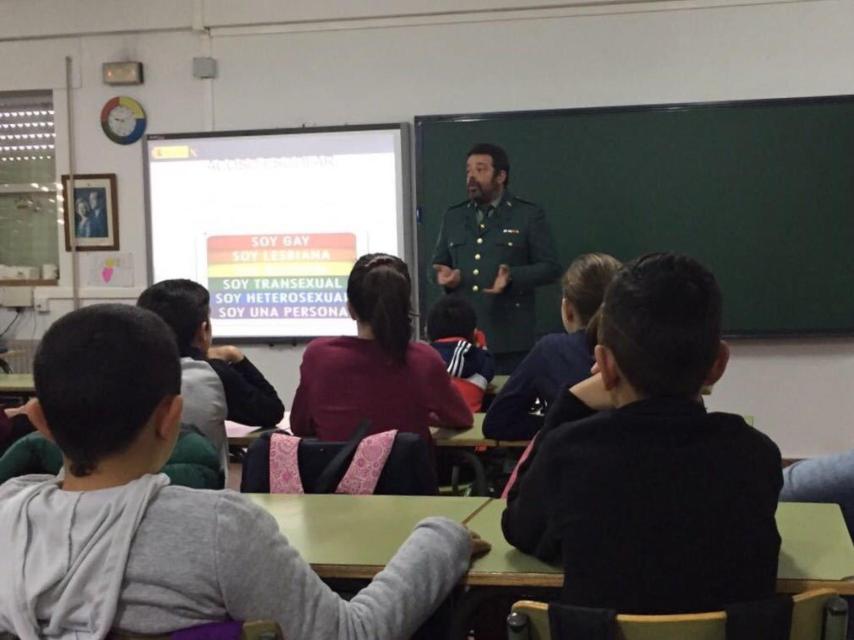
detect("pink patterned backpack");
top-left (240, 420), bottom-right (438, 495)
top-left (269, 429), bottom-right (398, 495)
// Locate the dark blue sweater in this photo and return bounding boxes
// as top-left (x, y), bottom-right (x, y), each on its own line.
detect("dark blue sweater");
top-left (482, 330), bottom-right (592, 440)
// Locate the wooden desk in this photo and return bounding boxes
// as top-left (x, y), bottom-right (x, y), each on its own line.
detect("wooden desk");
top-left (487, 375), bottom-right (508, 396)
top-left (431, 413), bottom-right (529, 449)
top-left (0, 373), bottom-right (35, 396)
top-left (464, 499), bottom-right (562, 587)
top-left (776, 502), bottom-right (854, 594)
top-left (247, 494), bottom-right (489, 579)
top-left (228, 415), bottom-right (527, 451)
top-left (227, 424), bottom-right (265, 448)
top-left (432, 413), bottom-right (496, 448)
top-left (227, 414), bottom-right (290, 447)
top-left (249, 496), bottom-right (854, 593)
top-left (463, 500), bottom-right (854, 593)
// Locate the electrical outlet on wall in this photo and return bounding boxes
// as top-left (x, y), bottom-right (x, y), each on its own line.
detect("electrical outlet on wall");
top-left (34, 295), bottom-right (50, 313)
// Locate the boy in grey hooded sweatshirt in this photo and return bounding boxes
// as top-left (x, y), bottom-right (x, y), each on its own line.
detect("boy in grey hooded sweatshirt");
top-left (0, 304), bottom-right (486, 640)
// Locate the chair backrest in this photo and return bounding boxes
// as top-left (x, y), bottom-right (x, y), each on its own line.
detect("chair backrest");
top-left (241, 430), bottom-right (438, 495)
top-left (508, 590), bottom-right (848, 640)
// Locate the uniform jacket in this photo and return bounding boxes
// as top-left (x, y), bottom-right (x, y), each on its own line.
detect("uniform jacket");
top-left (430, 191), bottom-right (561, 354)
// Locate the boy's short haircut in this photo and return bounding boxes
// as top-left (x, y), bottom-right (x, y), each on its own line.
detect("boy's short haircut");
top-left (599, 252), bottom-right (722, 398)
top-left (137, 279), bottom-right (209, 356)
top-left (427, 295), bottom-right (477, 342)
top-left (33, 304), bottom-right (181, 477)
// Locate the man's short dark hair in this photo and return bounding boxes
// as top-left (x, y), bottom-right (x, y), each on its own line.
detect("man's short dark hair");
top-left (33, 304), bottom-right (181, 477)
top-left (137, 279), bottom-right (210, 356)
top-left (599, 253), bottom-right (722, 398)
top-left (467, 143), bottom-right (510, 186)
top-left (427, 295), bottom-right (477, 341)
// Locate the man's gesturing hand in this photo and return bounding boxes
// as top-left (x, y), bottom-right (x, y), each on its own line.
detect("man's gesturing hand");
top-left (433, 264), bottom-right (461, 289)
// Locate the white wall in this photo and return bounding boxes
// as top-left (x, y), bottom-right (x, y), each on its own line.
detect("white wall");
top-left (1, 0), bottom-right (852, 456)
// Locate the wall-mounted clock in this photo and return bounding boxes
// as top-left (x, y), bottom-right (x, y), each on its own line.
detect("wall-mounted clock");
top-left (100, 96), bottom-right (146, 145)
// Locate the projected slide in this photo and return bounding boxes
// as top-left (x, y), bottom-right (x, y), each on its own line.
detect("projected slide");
top-left (206, 233), bottom-right (354, 320)
top-left (146, 126), bottom-right (407, 339)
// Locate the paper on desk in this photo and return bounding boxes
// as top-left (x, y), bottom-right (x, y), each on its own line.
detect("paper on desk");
top-left (225, 421), bottom-right (261, 438)
top-left (226, 412), bottom-right (291, 438)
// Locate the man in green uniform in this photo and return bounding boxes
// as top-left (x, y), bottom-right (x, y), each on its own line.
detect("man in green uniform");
top-left (431, 143), bottom-right (561, 373)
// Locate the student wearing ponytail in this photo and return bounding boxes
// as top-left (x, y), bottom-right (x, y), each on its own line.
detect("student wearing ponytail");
top-left (290, 253), bottom-right (473, 444)
top-left (346, 253), bottom-right (412, 364)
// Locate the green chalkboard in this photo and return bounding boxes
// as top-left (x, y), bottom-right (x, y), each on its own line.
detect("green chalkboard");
top-left (415, 96), bottom-right (854, 338)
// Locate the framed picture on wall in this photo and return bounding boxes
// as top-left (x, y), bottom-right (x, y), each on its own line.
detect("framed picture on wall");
top-left (61, 173), bottom-right (119, 251)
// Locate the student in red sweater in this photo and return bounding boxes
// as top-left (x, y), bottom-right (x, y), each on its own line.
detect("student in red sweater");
top-left (290, 253), bottom-right (473, 443)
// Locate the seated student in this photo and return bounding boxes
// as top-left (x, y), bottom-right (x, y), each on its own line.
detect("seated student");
top-left (138, 280), bottom-right (284, 470)
top-left (483, 252), bottom-right (621, 440)
top-left (427, 295), bottom-right (495, 412)
top-left (0, 304), bottom-right (487, 639)
top-left (780, 451), bottom-right (854, 541)
top-left (291, 253), bottom-right (473, 443)
top-left (502, 253), bottom-right (783, 614)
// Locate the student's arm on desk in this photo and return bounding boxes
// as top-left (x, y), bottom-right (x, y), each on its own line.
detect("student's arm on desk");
top-left (215, 494), bottom-right (473, 640)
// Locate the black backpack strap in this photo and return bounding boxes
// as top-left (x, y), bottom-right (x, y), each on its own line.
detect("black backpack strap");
top-left (313, 420), bottom-right (372, 494)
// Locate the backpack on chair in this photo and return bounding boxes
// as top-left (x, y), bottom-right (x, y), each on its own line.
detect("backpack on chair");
top-left (240, 421), bottom-right (438, 496)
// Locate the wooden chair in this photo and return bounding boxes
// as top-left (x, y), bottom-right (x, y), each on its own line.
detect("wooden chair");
top-left (507, 589), bottom-right (848, 640)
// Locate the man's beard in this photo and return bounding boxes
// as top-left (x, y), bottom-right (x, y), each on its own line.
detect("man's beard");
top-left (468, 180), bottom-right (500, 204)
